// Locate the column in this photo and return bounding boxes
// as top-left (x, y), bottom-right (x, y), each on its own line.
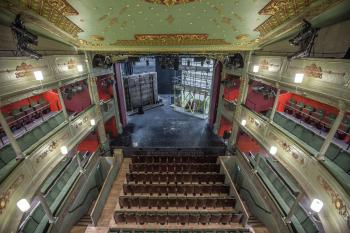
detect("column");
top-left (317, 103), bottom-right (345, 160)
top-left (252, 153), bottom-right (262, 173)
top-left (37, 193), bottom-right (58, 223)
top-left (111, 80), bottom-right (123, 134)
top-left (88, 77), bottom-right (109, 151)
top-left (57, 85), bottom-right (69, 121)
top-left (284, 192), bottom-right (304, 223)
top-left (228, 51), bottom-right (253, 149)
top-left (269, 86), bottom-right (281, 123)
top-left (213, 69), bottom-right (226, 134)
top-left (0, 110), bottom-right (24, 159)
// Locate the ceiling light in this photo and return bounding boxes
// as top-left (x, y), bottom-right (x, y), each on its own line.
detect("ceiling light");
top-left (241, 119), bottom-right (247, 126)
top-left (269, 146), bottom-right (277, 155)
top-left (60, 146), bottom-right (68, 155)
top-left (310, 199), bottom-right (323, 213)
top-left (17, 199), bottom-right (30, 212)
top-left (34, 71), bottom-right (44, 81)
top-left (90, 119), bottom-right (96, 126)
top-left (253, 65), bottom-right (260, 73)
top-left (77, 64), bottom-right (83, 72)
top-left (294, 73), bottom-right (304, 83)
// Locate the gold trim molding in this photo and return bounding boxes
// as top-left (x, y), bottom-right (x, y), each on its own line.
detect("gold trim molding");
top-left (255, 0), bottom-right (344, 38)
top-left (19, 0), bottom-right (83, 37)
top-left (111, 34), bottom-right (229, 46)
top-left (144, 0), bottom-right (198, 6)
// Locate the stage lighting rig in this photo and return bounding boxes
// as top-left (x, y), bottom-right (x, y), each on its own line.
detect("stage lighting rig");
top-left (289, 19), bottom-right (319, 59)
top-left (11, 14), bottom-right (42, 59)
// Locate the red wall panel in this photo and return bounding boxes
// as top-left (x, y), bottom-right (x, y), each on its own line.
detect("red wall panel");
top-left (277, 92), bottom-right (339, 115)
top-left (77, 133), bottom-right (99, 152)
top-left (218, 116), bottom-right (233, 137)
top-left (1, 91), bottom-right (62, 114)
top-left (105, 116), bottom-right (118, 137)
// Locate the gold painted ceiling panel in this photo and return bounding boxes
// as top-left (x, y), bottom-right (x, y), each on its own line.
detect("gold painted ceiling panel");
top-left (19, 0), bottom-right (83, 37)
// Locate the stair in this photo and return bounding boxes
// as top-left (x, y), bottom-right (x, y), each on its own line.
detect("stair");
top-left (75, 214), bottom-right (92, 226)
top-left (113, 153), bottom-right (250, 232)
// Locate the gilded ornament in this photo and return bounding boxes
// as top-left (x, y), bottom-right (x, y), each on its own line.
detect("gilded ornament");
top-left (90, 35), bottom-right (105, 42)
top-left (20, 0), bottom-right (83, 37)
top-left (304, 64), bottom-right (322, 79)
top-left (144, 0), bottom-right (198, 6)
top-left (15, 63), bottom-right (34, 79)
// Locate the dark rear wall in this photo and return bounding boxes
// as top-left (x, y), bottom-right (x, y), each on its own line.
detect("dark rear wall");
top-left (156, 57), bottom-right (181, 94)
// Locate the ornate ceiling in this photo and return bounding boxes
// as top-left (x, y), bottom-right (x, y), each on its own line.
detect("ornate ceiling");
top-left (0, 0), bottom-right (346, 53)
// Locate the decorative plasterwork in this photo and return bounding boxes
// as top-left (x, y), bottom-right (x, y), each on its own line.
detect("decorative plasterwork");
top-left (255, 0), bottom-right (315, 37)
top-left (317, 175), bottom-right (350, 228)
top-left (19, 0), bottom-right (83, 37)
top-left (144, 0), bottom-right (198, 6)
top-left (111, 34), bottom-right (229, 46)
top-left (255, 0), bottom-right (344, 38)
top-left (0, 175), bottom-right (25, 215)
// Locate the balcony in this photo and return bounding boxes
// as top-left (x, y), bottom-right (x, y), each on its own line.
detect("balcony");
top-left (238, 106), bottom-right (350, 232)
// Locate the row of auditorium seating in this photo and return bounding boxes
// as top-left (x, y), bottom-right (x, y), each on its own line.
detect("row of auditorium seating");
top-left (285, 98), bottom-right (350, 139)
top-left (0, 112), bottom-right (65, 184)
top-left (21, 158), bottom-right (80, 233)
top-left (271, 111), bottom-right (350, 194)
top-left (114, 211), bottom-right (243, 225)
top-left (272, 111), bottom-right (324, 151)
top-left (129, 163), bottom-right (220, 173)
top-left (109, 229), bottom-right (249, 233)
top-left (123, 184), bottom-right (230, 196)
top-left (2, 99), bottom-right (51, 131)
top-left (257, 156), bottom-right (318, 233)
top-left (126, 173), bottom-right (225, 184)
top-left (119, 196), bottom-right (235, 209)
top-left (131, 155), bottom-right (218, 164)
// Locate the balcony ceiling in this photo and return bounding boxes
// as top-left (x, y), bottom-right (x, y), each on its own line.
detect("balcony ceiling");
top-left (0, 0), bottom-right (348, 53)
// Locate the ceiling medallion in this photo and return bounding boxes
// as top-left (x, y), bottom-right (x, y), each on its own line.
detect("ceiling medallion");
top-left (144, 0), bottom-right (198, 6)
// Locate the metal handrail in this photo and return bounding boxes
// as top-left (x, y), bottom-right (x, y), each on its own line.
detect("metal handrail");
top-left (239, 186), bottom-right (272, 214)
top-left (218, 157), bottom-right (250, 227)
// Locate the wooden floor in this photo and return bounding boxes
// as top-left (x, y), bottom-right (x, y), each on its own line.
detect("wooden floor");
top-left (70, 158), bottom-right (130, 233)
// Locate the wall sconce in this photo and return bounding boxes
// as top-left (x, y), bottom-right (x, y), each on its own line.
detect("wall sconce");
top-left (77, 64), bottom-right (83, 72)
top-left (310, 199), bottom-right (323, 213)
top-left (269, 146), bottom-right (278, 155)
top-left (34, 71), bottom-right (44, 81)
top-left (241, 119), bottom-right (247, 126)
top-left (294, 73), bottom-right (304, 83)
top-left (90, 119), bottom-right (96, 126)
top-left (253, 65), bottom-right (260, 73)
top-left (16, 199), bottom-right (31, 212)
top-left (60, 146), bottom-right (68, 155)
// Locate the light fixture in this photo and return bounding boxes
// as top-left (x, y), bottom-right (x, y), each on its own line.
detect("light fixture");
top-left (34, 71), bottom-right (44, 81)
top-left (241, 119), bottom-right (247, 126)
top-left (90, 119), bottom-right (96, 126)
top-left (60, 146), bottom-right (68, 155)
top-left (253, 65), bottom-right (260, 73)
top-left (310, 199), bottom-right (323, 213)
top-left (269, 146), bottom-right (278, 155)
top-left (17, 199), bottom-right (31, 212)
top-left (77, 64), bottom-right (83, 72)
top-left (294, 73), bottom-right (304, 83)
